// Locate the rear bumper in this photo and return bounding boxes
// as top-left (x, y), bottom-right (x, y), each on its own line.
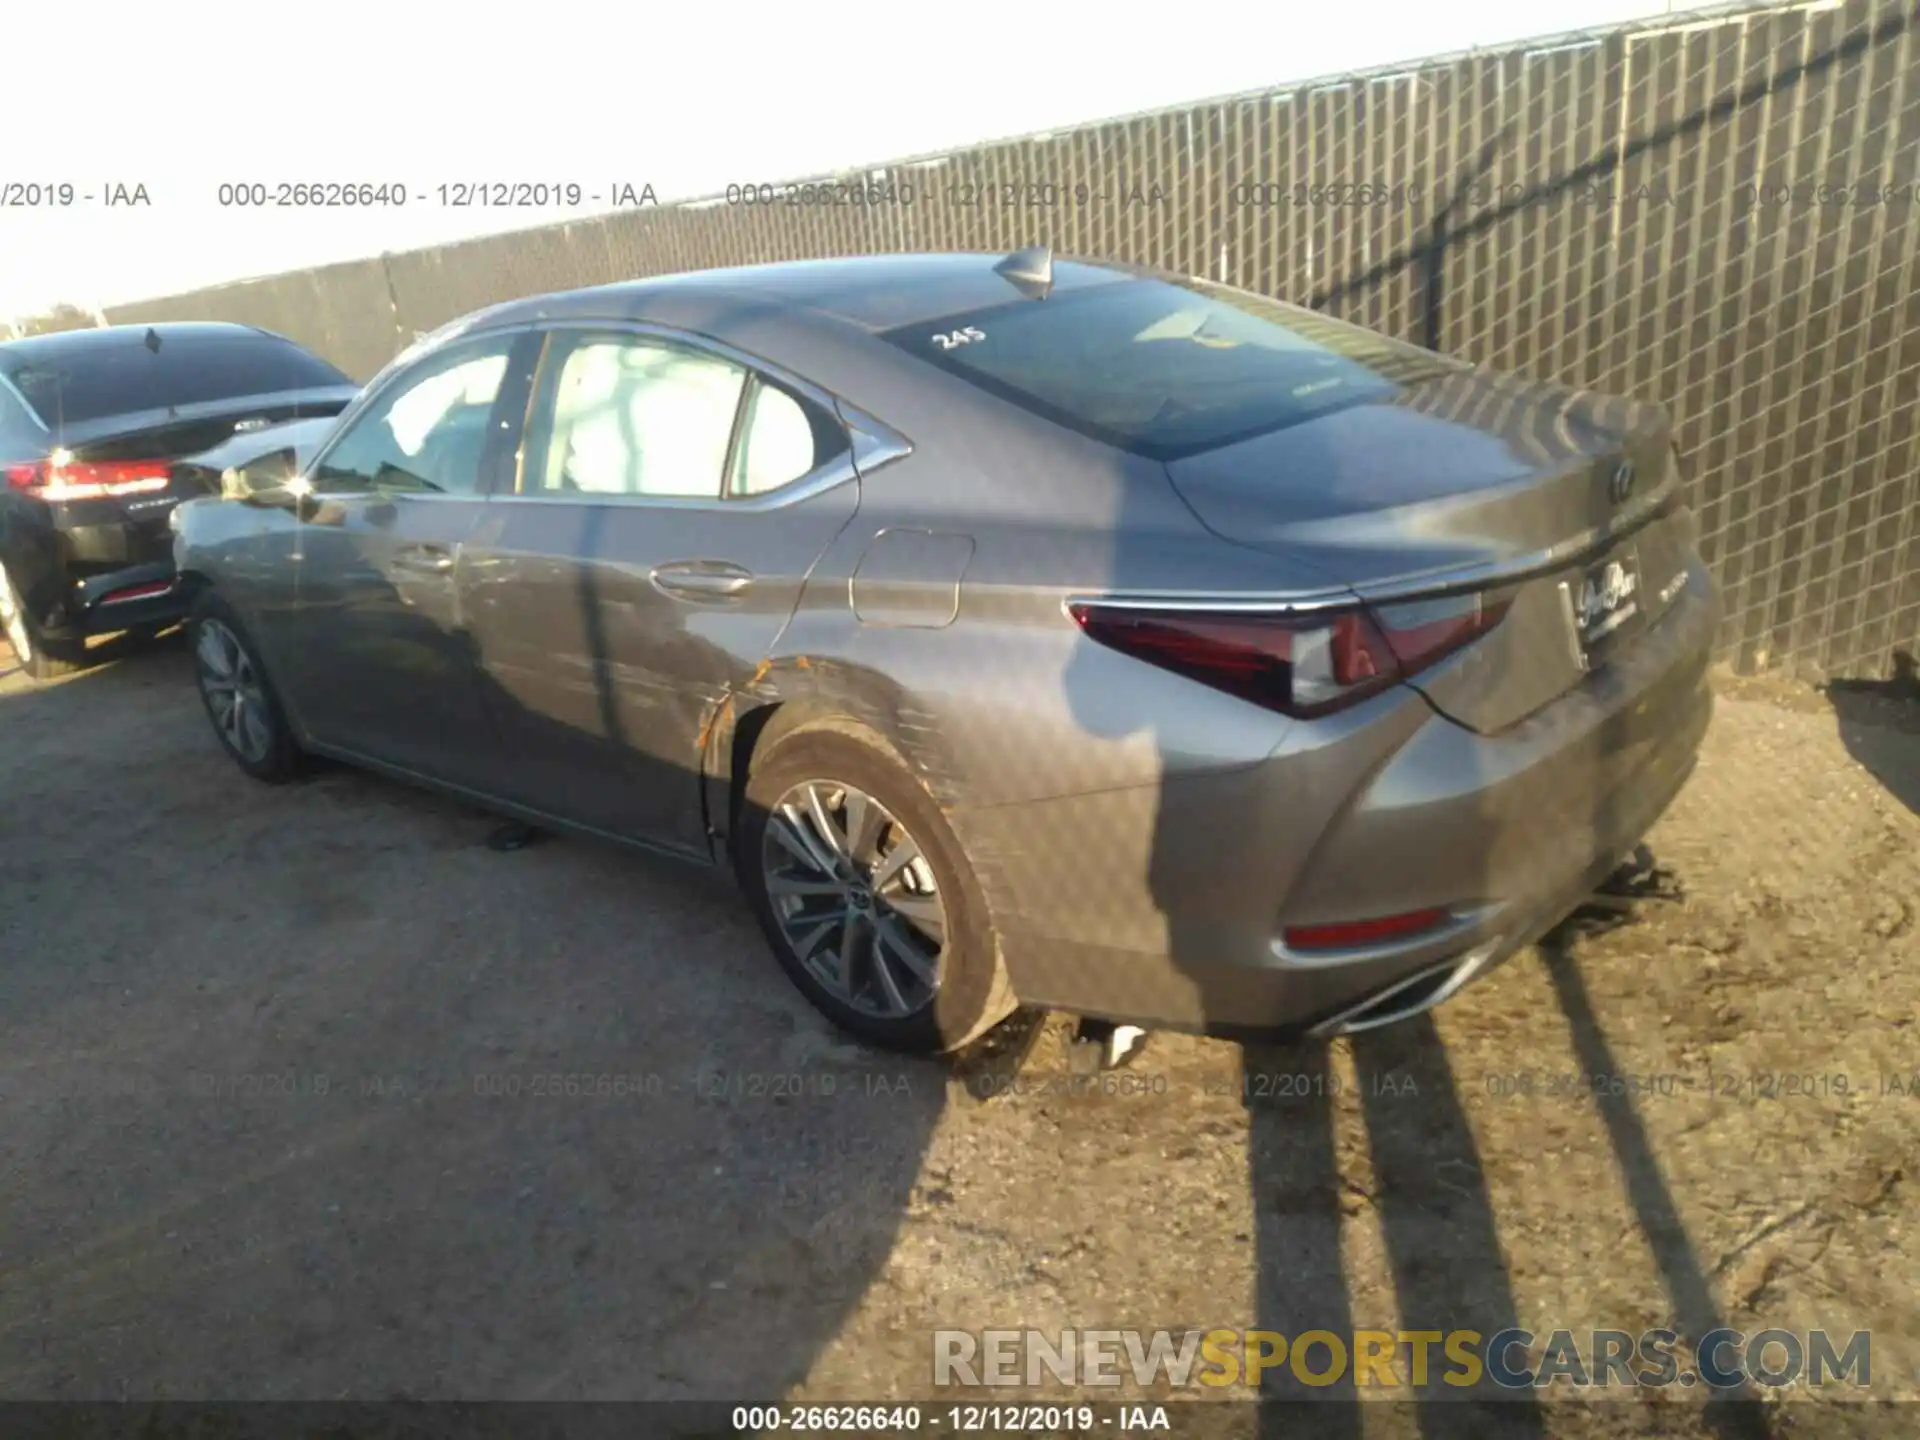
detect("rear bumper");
top-left (972, 560), bottom-right (1719, 1038)
top-left (72, 561), bottom-right (188, 633)
top-left (1, 505), bottom-right (186, 640)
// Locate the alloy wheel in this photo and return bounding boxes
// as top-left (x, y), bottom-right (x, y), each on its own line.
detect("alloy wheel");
top-left (195, 618), bottom-right (274, 764)
top-left (761, 779), bottom-right (946, 1019)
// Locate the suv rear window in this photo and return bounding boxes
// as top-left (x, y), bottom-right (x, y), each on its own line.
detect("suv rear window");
top-left (1, 333), bottom-right (352, 428)
top-left (880, 277), bottom-right (1461, 461)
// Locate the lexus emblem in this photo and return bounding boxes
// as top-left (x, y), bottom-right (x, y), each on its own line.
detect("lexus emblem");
top-left (1609, 459), bottom-right (1636, 505)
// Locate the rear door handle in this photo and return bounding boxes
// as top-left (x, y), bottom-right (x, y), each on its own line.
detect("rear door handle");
top-left (651, 561), bottom-right (754, 601)
top-left (392, 546), bottom-right (455, 575)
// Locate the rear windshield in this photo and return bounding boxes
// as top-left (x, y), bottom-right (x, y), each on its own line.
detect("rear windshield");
top-left (1, 333), bottom-right (352, 428)
top-left (880, 277), bottom-right (1460, 461)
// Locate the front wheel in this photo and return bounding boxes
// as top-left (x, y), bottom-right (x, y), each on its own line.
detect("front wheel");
top-left (736, 725), bottom-right (1016, 1055)
top-left (188, 592), bottom-right (303, 782)
top-left (0, 561), bottom-right (82, 682)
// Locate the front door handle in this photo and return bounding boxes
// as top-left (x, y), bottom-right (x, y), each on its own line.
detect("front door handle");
top-left (392, 546), bottom-right (455, 576)
top-left (651, 561), bottom-right (754, 601)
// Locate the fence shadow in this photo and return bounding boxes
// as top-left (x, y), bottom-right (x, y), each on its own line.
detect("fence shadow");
top-left (1312, 1), bottom-right (1920, 334)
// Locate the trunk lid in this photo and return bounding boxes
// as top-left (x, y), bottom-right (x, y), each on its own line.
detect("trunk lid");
top-left (1163, 367), bottom-right (1692, 732)
top-left (55, 384), bottom-right (359, 466)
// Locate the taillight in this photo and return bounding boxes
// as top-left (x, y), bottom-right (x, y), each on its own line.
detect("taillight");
top-left (1068, 589), bottom-right (1511, 719)
top-left (1368, 591), bottom-right (1512, 677)
top-left (6, 455), bottom-right (173, 501)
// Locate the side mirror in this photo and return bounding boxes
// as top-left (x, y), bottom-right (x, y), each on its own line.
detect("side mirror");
top-left (240, 473), bottom-right (318, 521)
top-left (222, 447), bottom-right (301, 499)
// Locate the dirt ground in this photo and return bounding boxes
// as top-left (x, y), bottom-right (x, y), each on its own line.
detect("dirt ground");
top-left (0, 630), bottom-right (1915, 1433)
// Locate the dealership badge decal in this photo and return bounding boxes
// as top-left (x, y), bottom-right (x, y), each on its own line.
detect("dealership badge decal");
top-left (1578, 559), bottom-right (1639, 641)
top-left (1609, 459), bottom-right (1636, 504)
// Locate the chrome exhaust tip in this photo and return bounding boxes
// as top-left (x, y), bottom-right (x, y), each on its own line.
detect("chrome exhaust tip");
top-left (1306, 944), bottom-right (1499, 1040)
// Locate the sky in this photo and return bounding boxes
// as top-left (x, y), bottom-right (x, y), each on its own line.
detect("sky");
top-left (0, 0), bottom-right (1739, 321)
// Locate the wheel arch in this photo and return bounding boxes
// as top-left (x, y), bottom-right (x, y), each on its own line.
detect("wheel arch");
top-left (702, 656), bottom-right (972, 862)
top-left (718, 661), bottom-right (1021, 1053)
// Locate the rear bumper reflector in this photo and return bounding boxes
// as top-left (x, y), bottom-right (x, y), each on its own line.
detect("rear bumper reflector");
top-left (97, 581), bottom-right (175, 606)
top-left (1282, 907), bottom-right (1451, 952)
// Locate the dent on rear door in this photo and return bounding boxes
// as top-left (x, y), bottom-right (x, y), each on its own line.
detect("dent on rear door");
top-left (461, 484), bottom-right (860, 852)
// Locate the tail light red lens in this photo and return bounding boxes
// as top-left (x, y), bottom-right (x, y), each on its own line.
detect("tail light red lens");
top-left (1068, 589), bottom-right (1510, 719)
top-left (6, 458), bottom-right (173, 501)
top-left (1369, 591), bottom-right (1513, 677)
top-left (1283, 907), bottom-right (1451, 952)
top-left (1064, 604), bottom-right (1400, 718)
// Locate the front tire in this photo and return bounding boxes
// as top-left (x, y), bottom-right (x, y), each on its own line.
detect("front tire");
top-left (188, 592), bottom-right (303, 782)
top-left (0, 560), bottom-right (82, 682)
top-left (736, 725), bottom-right (1016, 1055)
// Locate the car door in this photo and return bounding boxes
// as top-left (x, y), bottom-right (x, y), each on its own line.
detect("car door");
top-left (268, 329), bottom-right (541, 790)
top-left (458, 324), bottom-right (864, 855)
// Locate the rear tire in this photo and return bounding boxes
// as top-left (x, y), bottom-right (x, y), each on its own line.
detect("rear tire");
top-left (0, 560), bottom-right (81, 682)
top-left (188, 591), bottom-right (303, 782)
top-left (736, 725), bottom-right (1016, 1055)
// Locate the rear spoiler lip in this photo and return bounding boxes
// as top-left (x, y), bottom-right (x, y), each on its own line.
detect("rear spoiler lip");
top-left (23, 384), bottom-right (361, 454)
top-left (1339, 468), bottom-right (1683, 606)
top-left (1064, 470), bottom-right (1683, 620)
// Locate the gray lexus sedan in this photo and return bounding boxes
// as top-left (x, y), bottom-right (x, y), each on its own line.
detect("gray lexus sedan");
top-left (170, 248), bottom-right (1718, 1054)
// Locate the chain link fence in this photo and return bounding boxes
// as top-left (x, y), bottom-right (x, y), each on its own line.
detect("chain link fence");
top-left (101, 0), bottom-right (1920, 680)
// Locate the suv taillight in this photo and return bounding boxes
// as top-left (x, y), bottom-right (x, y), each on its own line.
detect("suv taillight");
top-left (5, 456), bottom-right (173, 501)
top-left (1068, 590), bottom-right (1512, 719)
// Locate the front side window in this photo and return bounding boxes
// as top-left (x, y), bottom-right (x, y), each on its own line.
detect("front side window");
top-left (311, 340), bottom-right (514, 495)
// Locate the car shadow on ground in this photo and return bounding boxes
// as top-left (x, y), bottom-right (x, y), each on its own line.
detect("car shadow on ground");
top-left (1826, 650), bottom-right (1920, 819)
top-left (0, 639), bottom-right (950, 1402)
top-left (0, 621), bottom-right (182, 690)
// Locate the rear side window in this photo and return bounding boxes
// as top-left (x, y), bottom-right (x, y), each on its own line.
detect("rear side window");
top-left (538, 338), bottom-right (748, 498)
top-left (880, 277), bottom-right (1460, 462)
top-left (524, 332), bottom-right (850, 501)
top-left (1, 333), bottom-right (352, 428)
top-left (729, 376), bottom-right (849, 497)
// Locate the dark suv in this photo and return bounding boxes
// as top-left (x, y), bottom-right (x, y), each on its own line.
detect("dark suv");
top-left (0, 323), bottom-right (359, 679)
